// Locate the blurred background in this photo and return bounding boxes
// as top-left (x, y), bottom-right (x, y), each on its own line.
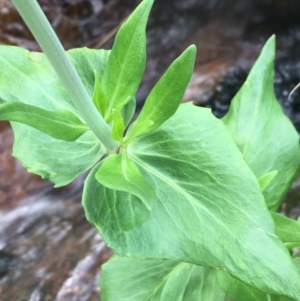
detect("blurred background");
top-left (1, 0), bottom-right (300, 300)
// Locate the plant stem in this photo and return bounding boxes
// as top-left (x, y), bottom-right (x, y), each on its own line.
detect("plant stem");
top-left (11, 0), bottom-right (119, 153)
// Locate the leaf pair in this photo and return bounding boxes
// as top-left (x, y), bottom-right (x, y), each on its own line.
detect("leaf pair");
top-left (90, 0), bottom-right (154, 132)
top-left (93, 0), bottom-right (196, 208)
top-left (91, 0), bottom-right (196, 147)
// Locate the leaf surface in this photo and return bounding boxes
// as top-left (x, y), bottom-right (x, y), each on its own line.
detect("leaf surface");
top-left (222, 36), bottom-right (300, 211)
top-left (0, 46), bottom-right (109, 186)
top-left (83, 103), bottom-right (300, 299)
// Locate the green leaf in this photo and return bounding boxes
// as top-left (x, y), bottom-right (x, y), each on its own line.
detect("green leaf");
top-left (92, 69), bottom-right (107, 116)
top-left (101, 0), bottom-right (154, 119)
top-left (95, 153), bottom-right (155, 211)
top-left (0, 102), bottom-right (89, 141)
top-left (272, 212), bottom-right (300, 250)
top-left (125, 45), bottom-right (196, 144)
top-left (111, 110), bottom-right (124, 142)
top-left (0, 46), bottom-right (109, 186)
top-left (101, 256), bottom-right (226, 301)
top-left (222, 36), bottom-right (300, 211)
top-left (258, 170), bottom-right (278, 192)
top-left (83, 103), bottom-right (300, 299)
top-left (217, 271), bottom-right (271, 301)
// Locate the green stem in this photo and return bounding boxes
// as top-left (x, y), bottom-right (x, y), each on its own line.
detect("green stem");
top-left (11, 0), bottom-right (119, 153)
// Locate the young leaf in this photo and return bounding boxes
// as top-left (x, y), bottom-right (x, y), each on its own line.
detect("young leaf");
top-left (101, 256), bottom-right (226, 301)
top-left (83, 103), bottom-right (300, 299)
top-left (222, 36), bottom-right (300, 211)
top-left (0, 102), bottom-right (89, 141)
top-left (101, 0), bottom-right (154, 119)
top-left (92, 69), bottom-right (107, 116)
top-left (272, 212), bottom-right (300, 250)
top-left (124, 45), bottom-right (196, 144)
top-left (95, 153), bottom-right (155, 212)
top-left (258, 170), bottom-right (278, 192)
top-left (0, 46), bottom-right (108, 186)
top-left (111, 110), bottom-right (124, 142)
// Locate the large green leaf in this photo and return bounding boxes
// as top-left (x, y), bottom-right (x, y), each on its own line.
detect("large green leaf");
top-left (101, 256), bottom-right (226, 301)
top-left (125, 45), bottom-right (196, 144)
top-left (222, 36), bottom-right (300, 211)
top-left (101, 0), bottom-right (154, 120)
top-left (83, 103), bottom-right (300, 299)
top-left (0, 46), bottom-right (109, 186)
top-left (0, 102), bottom-right (89, 141)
